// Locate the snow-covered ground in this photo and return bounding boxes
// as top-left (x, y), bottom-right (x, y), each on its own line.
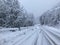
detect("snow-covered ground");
top-left (0, 24), bottom-right (60, 45)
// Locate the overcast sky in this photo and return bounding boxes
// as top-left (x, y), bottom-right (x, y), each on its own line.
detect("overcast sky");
top-left (20, 0), bottom-right (60, 17)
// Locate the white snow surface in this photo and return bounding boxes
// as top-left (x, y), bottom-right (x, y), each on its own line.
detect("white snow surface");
top-left (0, 24), bottom-right (60, 45)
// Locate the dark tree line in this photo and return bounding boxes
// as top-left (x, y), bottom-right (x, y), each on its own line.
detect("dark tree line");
top-left (40, 8), bottom-right (60, 27)
top-left (0, 0), bottom-right (34, 28)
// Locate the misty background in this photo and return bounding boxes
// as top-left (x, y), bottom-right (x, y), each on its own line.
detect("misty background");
top-left (20, 0), bottom-right (60, 24)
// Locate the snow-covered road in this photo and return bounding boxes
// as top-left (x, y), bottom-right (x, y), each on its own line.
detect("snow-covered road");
top-left (0, 25), bottom-right (60, 45)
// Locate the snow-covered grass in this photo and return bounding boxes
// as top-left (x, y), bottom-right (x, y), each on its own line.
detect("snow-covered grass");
top-left (0, 28), bottom-right (19, 33)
